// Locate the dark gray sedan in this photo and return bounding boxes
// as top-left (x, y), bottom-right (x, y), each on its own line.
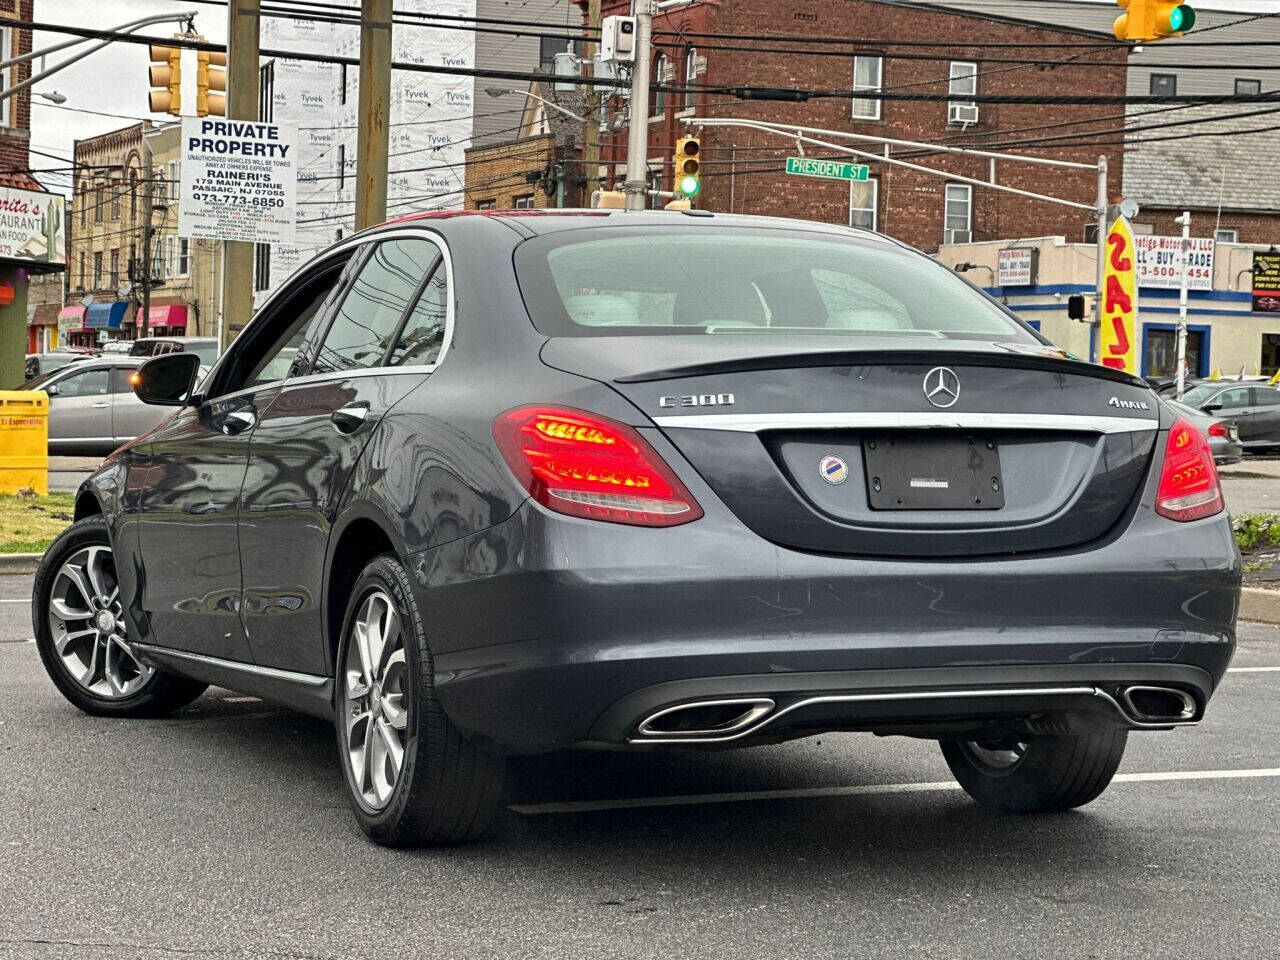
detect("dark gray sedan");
top-left (1181, 381), bottom-right (1280, 452)
top-left (1166, 399), bottom-right (1243, 465)
top-left (31, 211), bottom-right (1239, 847)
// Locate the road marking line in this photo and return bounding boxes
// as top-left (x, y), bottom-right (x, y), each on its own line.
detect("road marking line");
top-left (1228, 666), bottom-right (1280, 673)
top-left (223, 696), bottom-right (261, 703)
top-left (0, 598), bottom-right (30, 604)
top-left (510, 768), bottom-right (1280, 816)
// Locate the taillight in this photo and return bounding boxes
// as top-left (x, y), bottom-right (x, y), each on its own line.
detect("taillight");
top-left (1206, 421), bottom-right (1228, 438)
top-left (1155, 417), bottom-right (1224, 522)
top-left (492, 405), bottom-right (702, 527)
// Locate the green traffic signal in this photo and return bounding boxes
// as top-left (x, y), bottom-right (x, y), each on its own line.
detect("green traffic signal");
top-left (677, 174), bottom-right (700, 197)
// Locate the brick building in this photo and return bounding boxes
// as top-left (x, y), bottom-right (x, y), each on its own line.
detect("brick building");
top-left (589, 0), bottom-right (1127, 251)
top-left (0, 0), bottom-right (34, 191)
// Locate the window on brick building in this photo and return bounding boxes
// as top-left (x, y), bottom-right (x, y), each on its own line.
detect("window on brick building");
top-left (1150, 73), bottom-right (1177, 96)
top-left (78, 186), bottom-right (87, 226)
top-left (653, 55), bottom-right (668, 117)
top-left (476, 199), bottom-right (497, 210)
top-left (1236, 78), bottom-right (1261, 97)
top-left (0, 27), bottom-right (11, 127)
top-left (109, 249), bottom-right (120, 288)
top-left (110, 180), bottom-right (121, 219)
top-left (849, 177), bottom-right (878, 231)
top-left (129, 172), bottom-right (138, 220)
top-left (179, 237), bottom-right (190, 275)
top-left (852, 56), bottom-right (883, 121)
top-left (948, 61), bottom-right (977, 106)
top-left (94, 184), bottom-right (104, 223)
top-left (93, 252), bottom-right (103, 289)
top-left (78, 253), bottom-right (85, 290)
top-left (944, 184), bottom-right (972, 243)
top-left (684, 47), bottom-right (698, 112)
top-left (1215, 228), bottom-right (1239, 244)
top-left (514, 194), bottom-right (536, 209)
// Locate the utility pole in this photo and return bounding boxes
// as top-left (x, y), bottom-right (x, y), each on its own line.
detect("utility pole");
top-left (623, 0), bottom-right (655, 211)
top-left (220, 0), bottom-right (259, 351)
top-left (355, 0), bottom-right (392, 230)
top-left (1175, 210), bottom-right (1192, 399)
top-left (141, 146), bottom-right (154, 337)
top-left (582, 0), bottom-right (601, 204)
top-left (1091, 155), bottom-right (1108, 365)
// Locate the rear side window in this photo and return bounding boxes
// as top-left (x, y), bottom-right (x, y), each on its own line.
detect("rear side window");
top-left (55, 367), bottom-right (110, 398)
top-left (312, 238), bottom-right (439, 374)
top-left (1254, 388), bottom-right (1280, 406)
top-left (514, 227), bottom-right (1037, 342)
top-left (389, 262), bottom-right (447, 367)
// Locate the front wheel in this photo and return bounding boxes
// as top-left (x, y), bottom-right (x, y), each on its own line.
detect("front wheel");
top-left (335, 554), bottom-right (505, 847)
top-left (940, 730), bottom-right (1127, 814)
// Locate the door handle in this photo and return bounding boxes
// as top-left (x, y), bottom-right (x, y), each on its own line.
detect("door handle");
top-left (91, 401), bottom-right (110, 408)
top-left (331, 404), bottom-right (369, 433)
top-left (222, 410), bottom-right (256, 436)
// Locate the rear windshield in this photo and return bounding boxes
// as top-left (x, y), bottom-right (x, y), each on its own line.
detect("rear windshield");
top-left (514, 227), bottom-right (1040, 342)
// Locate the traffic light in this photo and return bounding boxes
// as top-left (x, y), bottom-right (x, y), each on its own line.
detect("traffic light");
top-left (673, 135), bottom-right (700, 198)
top-left (148, 44), bottom-right (182, 115)
top-left (1113, 0), bottom-right (1196, 43)
top-left (196, 45), bottom-right (227, 117)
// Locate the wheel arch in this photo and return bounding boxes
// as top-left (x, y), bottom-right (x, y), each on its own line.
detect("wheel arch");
top-left (73, 489), bottom-right (104, 521)
top-left (324, 505), bottom-right (406, 675)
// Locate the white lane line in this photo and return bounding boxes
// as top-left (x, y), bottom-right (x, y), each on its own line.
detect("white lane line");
top-left (510, 768), bottom-right (1280, 816)
top-left (223, 696), bottom-right (261, 703)
top-left (0, 598), bottom-right (30, 604)
top-left (1228, 666), bottom-right (1280, 673)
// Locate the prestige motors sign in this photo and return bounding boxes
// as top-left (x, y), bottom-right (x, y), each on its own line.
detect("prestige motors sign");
top-left (0, 186), bottom-right (66, 268)
top-left (1133, 234), bottom-right (1214, 290)
top-left (179, 117), bottom-right (298, 245)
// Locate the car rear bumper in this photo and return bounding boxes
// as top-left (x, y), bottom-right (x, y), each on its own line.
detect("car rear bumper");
top-left (410, 500), bottom-right (1240, 754)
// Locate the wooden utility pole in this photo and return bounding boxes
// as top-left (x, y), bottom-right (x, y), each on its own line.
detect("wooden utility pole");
top-left (141, 147), bottom-right (153, 337)
top-left (355, 0), bottom-right (392, 230)
top-left (220, 0), bottom-right (260, 350)
top-left (582, 0), bottom-right (601, 204)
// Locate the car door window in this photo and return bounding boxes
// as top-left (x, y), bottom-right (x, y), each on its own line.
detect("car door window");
top-left (1251, 388), bottom-right (1280, 407)
top-left (389, 260), bottom-right (448, 367)
top-left (1215, 387), bottom-right (1250, 410)
top-left (109, 366), bottom-right (135, 394)
top-left (54, 368), bottom-right (109, 398)
top-left (311, 239), bottom-right (439, 374)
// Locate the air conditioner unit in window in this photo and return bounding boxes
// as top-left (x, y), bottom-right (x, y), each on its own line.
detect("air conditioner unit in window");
top-left (945, 229), bottom-right (972, 244)
top-left (948, 102), bottom-right (979, 126)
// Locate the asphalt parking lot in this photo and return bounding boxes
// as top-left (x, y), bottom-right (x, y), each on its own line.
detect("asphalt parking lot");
top-left (1, 570), bottom-right (1278, 960)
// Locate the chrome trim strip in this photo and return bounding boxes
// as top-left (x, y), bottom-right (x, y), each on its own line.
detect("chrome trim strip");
top-left (651, 412), bottom-right (1158, 435)
top-left (627, 684), bottom-right (1197, 744)
top-left (636, 698), bottom-right (775, 738)
top-left (131, 642), bottom-right (329, 687)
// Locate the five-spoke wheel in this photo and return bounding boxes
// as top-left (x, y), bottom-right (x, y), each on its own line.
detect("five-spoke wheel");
top-left (342, 589), bottom-right (409, 811)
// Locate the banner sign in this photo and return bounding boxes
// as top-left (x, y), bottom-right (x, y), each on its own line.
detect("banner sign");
top-left (179, 117), bottom-right (297, 245)
top-left (1100, 216), bottom-right (1138, 375)
top-left (1134, 234), bottom-right (1214, 290)
top-left (1252, 251), bottom-right (1280, 314)
top-left (0, 186), bottom-right (65, 268)
top-left (997, 247), bottom-right (1036, 286)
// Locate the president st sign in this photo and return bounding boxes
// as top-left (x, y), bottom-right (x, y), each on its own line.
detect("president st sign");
top-left (179, 118), bottom-right (298, 245)
top-left (1100, 216), bottom-right (1138, 375)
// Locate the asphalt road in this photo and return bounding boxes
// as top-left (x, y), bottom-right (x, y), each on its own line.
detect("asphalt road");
top-left (1, 572), bottom-right (1278, 959)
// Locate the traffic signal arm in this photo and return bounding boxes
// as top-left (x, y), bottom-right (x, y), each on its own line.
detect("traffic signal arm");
top-left (1114, 0), bottom-right (1196, 43)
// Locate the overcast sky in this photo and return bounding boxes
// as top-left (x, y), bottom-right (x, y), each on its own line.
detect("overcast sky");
top-left (29, 0), bottom-right (1280, 195)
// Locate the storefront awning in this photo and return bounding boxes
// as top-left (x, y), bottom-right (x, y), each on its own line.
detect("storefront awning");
top-left (147, 304), bottom-right (188, 328)
top-left (85, 301), bottom-right (127, 330)
top-left (56, 305), bottom-right (85, 333)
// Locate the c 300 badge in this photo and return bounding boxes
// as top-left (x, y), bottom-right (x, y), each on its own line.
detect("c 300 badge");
top-left (819, 455), bottom-right (848, 485)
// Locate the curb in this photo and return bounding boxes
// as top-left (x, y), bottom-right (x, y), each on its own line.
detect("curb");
top-left (1241, 586), bottom-right (1280, 625)
top-left (0, 553), bottom-right (41, 575)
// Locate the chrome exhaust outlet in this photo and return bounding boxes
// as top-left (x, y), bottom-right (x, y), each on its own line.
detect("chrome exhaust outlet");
top-left (636, 698), bottom-right (775, 739)
top-left (1119, 685), bottom-right (1197, 723)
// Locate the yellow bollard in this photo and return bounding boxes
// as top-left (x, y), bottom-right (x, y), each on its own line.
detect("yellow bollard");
top-left (0, 390), bottom-right (49, 495)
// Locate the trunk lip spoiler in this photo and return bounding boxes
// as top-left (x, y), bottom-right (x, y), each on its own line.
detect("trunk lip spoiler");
top-left (652, 412), bottom-right (1158, 435)
top-left (613, 349), bottom-right (1148, 388)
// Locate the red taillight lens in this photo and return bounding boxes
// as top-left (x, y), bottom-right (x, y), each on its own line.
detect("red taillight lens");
top-left (1207, 421), bottom-right (1228, 438)
top-left (492, 405), bottom-right (703, 527)
top-left (1156, 417), bottom-right (1224, 522)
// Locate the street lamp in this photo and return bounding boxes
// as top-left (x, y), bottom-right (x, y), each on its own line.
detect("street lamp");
top-left (483, 86), bottom-right (586, 124)
top-left (35, 91), bottom-right (67, 104)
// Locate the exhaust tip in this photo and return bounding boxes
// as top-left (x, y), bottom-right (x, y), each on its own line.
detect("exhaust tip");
top-left (636, 698), bottom-right (775, 738)
top-left (1119, 685), bottom-right (1197, 723)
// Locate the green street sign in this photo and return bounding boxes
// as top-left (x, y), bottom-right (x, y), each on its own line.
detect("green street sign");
top-left (785, 156), bottom-right (869, 182)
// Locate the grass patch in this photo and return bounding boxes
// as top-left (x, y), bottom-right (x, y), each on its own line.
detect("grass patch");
top-left (0, 492), bottom-right (75, 554)
top-left (1232, 513), bottom-right (1280, 552)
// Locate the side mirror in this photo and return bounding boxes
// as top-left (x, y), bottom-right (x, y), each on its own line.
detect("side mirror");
top-left (1067, 294), bottom-right (1087, 322)
top-left (133, 352), bottom-right (201, 406)
top-left (44, 383), bottom-right (59, 397)
top-left (1202, 402), bottom-right (1222, 413)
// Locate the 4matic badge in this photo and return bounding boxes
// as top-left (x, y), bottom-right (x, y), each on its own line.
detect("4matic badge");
top-left (1108, 396), bottom-right (1151, 410)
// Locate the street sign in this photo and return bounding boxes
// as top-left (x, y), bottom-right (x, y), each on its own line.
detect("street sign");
top-left (785, 156), bottom-right (869, 182)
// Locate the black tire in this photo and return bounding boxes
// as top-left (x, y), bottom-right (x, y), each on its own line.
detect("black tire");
top-left (33, 515), bottom-right (208, 718)
top-left (940, 729), bottom-right (1128, 814)
top-left (335, 554), bottom-right (505, 847)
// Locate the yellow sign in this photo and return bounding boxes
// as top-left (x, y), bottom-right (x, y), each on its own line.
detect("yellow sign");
top-left (1099, 215), bottom-right (1138, 375)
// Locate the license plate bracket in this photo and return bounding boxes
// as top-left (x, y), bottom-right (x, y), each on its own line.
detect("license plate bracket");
top-left (863, 435), bottom-right (1005, 510)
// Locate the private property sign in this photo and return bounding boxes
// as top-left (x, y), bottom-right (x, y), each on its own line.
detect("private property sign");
top-left (179, 117), bottom-right (298, 245)
top-left (1134, 234), bottom-right (1214, 290)
top-left (785, 157), bottom-right (870, 182)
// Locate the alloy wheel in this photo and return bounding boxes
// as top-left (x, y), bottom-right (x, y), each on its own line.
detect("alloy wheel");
top-left (963, 738), bottom-right (1029, 772)
top-left (343, 589), bottom-right (409, 811)
top-left (47, 545), bottom-right (154, 699)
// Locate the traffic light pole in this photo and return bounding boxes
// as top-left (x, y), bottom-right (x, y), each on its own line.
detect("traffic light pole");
top-left (622, 0), bottom-right (655, 211)
top-left (1175, 210), bottom-right (1192, 398)
top-left (1092, 155), bottom-right (1108, 365)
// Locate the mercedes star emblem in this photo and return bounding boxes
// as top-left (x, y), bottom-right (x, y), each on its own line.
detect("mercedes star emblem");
top-left (923, 366), bottom-right (961, 408)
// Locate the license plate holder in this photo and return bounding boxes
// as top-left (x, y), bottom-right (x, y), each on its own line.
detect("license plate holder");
top-left (863, 435), bottom-right (1005, 510)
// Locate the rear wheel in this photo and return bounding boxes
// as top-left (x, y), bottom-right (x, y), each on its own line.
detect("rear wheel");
top-left (940, 730), bottom-right (1127, 813)
top-left (33, 516), bottom-right (208, 717)
top-left (335, 554), bottom-right (505, 847)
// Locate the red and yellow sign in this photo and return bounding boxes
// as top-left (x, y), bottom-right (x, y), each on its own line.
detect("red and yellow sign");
top-left (1100, 215), bottom-right (1138, 374)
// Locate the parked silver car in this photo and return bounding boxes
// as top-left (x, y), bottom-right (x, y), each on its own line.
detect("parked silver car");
top-left (1166, 399), bottom-right (1243, 465)
top-left (19, 357), bottom-right (178, 455)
